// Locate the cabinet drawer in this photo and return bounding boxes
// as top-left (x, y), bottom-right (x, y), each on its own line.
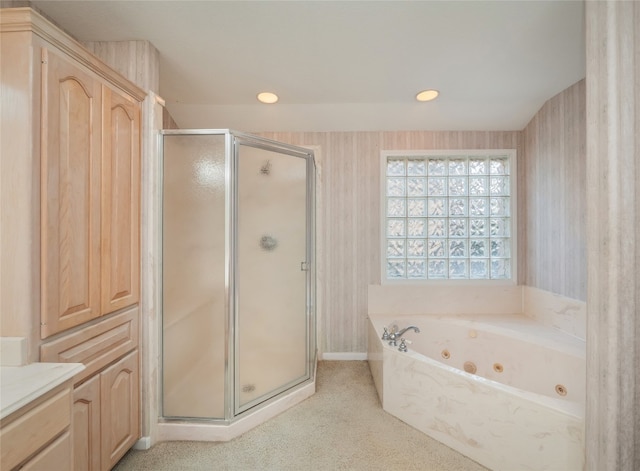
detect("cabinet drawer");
top-left (20, 430), bottom-right (71, 471)
top-left (40, 307), bottom-right (139, 384)
top-left (0, 386), bottom-right (71, 470)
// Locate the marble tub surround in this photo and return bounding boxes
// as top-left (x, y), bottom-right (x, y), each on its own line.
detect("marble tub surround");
top-left (0, 362), bottom-right (84, 419)
top-left (523, 286), bottom-right (586, 340)
top-left (381, 346), bottom-right (584, 471)
top-left (368, 315), bottom-right (585, 470)
top-left (369, 285), bottom-right (586, 341)
top-left (368, 284), bottom-right (522, 316)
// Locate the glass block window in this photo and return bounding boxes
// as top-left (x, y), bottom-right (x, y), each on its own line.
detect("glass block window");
top-left (384, 152), bottom-right (514, 280)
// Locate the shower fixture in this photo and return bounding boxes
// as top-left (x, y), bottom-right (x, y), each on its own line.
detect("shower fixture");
top-left (260, 160), bottom-right (271, 175)
top-left (260, 235), bottom-right (278, 251)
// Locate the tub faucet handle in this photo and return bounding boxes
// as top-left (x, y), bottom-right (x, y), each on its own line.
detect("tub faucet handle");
top-left (398, 338), bottom-right (411, 353)
top-left (382, 327), bottom-right (390, 341)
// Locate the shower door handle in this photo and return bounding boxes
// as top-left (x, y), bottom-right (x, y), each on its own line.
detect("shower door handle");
top-left (301, 262), bottom-right (309, 271)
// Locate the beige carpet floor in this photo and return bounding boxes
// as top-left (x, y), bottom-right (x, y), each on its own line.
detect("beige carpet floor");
top-left (114, 361), bottom-right (487, 471)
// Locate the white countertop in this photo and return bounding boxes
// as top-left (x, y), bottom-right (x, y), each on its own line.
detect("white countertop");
top-left (1, 362), bottom-right (85, 419)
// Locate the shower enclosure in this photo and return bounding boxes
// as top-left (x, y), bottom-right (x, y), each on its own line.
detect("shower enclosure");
top-left (161, 130), bottom-right (315, 422)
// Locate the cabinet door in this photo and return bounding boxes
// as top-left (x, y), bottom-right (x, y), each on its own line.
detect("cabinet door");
top-left (100, 350), bottom-right (139, 470)
top-left (41, 47), bottom-right (102, 338)
top-left (100, 86), bottom-right (141, 315)
top-left (73, 375), bottom-right (101, 471)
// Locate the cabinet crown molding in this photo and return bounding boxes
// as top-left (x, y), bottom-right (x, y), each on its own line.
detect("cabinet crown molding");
top-left (0, 7), bottom-right (146, 101)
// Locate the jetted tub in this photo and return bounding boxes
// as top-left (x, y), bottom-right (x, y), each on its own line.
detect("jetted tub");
top-left (368, 314), bottom-right (585, 471)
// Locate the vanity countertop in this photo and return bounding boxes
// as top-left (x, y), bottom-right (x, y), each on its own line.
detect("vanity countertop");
top-left (0, 362), bottom-right (84, 419)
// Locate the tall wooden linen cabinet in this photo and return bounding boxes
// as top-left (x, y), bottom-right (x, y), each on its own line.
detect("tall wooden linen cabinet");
top-left (1, 8), bottom-right (144, 470)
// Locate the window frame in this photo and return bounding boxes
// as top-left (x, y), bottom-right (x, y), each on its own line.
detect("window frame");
top-left (380, 149), bottom-right (518, 285)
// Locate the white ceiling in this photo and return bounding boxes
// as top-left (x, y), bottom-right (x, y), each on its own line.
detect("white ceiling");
top-left (29, 0), bottom-right (585, 132)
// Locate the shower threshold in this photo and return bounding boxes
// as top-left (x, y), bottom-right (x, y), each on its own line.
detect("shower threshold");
top-left (157, 369), bottom-right (315, 442)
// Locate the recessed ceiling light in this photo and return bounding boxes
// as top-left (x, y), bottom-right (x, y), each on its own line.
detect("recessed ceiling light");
top-left (416, 89), bottom-right (439, 102)
top-left (257, 92), bottom-right (279, 104)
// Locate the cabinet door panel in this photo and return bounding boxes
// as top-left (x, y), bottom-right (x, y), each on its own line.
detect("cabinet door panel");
top-left (73, 375), bottom-right (101, 471)
top-left (101, 86), bottom-right (141, 315)
top-left (41, 47), bottom-right (102, 338)
top-left (100, 350), bottom-right (139, 470)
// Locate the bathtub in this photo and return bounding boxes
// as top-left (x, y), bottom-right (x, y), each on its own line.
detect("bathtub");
top-left (368, 314), bottom-right (585, 471)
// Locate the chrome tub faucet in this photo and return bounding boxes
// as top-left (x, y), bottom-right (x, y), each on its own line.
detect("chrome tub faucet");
top-left (396, 325), bottom-right (420, 337)
top-left (382, 325), bottom-right (420, 347)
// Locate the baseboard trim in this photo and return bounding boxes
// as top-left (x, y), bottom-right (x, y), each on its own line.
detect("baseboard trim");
top-left (321, 352), bottom-right (368, 361)
top-left (133, 436), bottom-right (151, 450)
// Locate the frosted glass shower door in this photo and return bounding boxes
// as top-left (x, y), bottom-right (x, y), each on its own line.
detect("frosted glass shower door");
top-left (235, 142), bottom-right (310, 413)
top-left (162, 134), bottom-right (227, 419)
